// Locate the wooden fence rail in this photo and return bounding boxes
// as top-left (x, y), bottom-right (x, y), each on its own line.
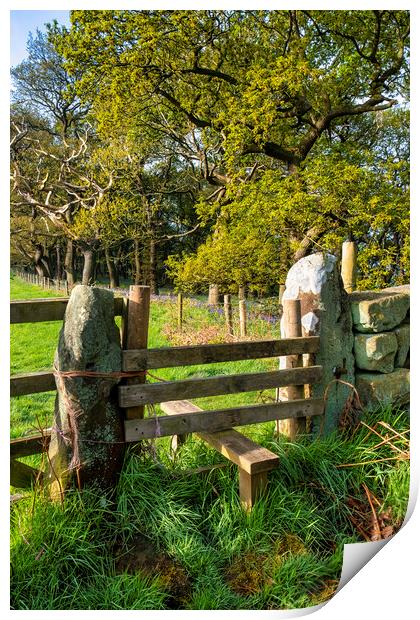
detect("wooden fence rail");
top-left (125, 397), bottom-right (324, 441)
top-left (119, 365), bottom-right (322, 407)
top-left (11, 371), bottom-right (56, 397)
top-left (10, 432), bottom-right (51, 458)
top-left (10, 297), bottom-right (125, 324)
top-left (122, 336), bottom-right (320, 371)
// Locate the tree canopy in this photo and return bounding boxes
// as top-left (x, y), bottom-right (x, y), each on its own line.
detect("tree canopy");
top-left (11, 10), bottom-right (409, 292)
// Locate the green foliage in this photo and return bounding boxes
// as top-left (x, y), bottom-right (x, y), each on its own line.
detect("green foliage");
top-left (170, 144), bottom-right (409, 291)
top-left (56, 10), bottom-right (409, 171)
top-left (12, 11), bottom-right (410, 294)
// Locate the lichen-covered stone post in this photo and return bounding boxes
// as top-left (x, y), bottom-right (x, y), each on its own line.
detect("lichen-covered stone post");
top-left (48, 286), bottom-right (125, 499)
top-left (280, 252), bottom-right (355, 435)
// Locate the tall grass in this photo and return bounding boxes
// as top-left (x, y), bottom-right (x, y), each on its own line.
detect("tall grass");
top-left (10, 276), bottom-right (410, 610)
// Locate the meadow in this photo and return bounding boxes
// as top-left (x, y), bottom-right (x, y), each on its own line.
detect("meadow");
top-left (10, 276), bottom-right (410, 610)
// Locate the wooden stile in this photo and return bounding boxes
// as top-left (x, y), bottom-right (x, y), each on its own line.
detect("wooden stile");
top-left (122, 337), bottom-right (319, 371)
top-left (160, 400), bottom-right (279, 474)
top-left (159, 399), bottom-right (280, 510)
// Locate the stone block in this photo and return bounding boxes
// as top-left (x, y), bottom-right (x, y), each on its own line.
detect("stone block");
top-left (355, 369), bottom-right (410, 406)
top-left (393, 323), bottom-right (410, 368)
top-left (350, 289), bottom-right (409, 333)
top-left (354, 332), bottom-right (398, 373)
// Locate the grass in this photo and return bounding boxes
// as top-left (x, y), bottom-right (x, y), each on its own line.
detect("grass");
top-left (10, 275), bottom-right (410, 610)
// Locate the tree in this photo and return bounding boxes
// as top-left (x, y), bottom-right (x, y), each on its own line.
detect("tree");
top-left (70, 138), bottom-right (206, 291)
top-left (56, 10), bottom-right (408, 174)
top-left (51, 10), bottom-right (409, 290)
top-left (11, 29), bottom-right (97, 285)
top-left (11, 29), bottom-right (89, 135)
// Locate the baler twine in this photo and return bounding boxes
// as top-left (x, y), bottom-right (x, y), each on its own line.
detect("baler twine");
top-left (51, 367), bottom-right (168, 476)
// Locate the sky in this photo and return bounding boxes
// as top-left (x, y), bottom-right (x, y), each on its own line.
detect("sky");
top-left (10, 10), bottom-right (70, 67)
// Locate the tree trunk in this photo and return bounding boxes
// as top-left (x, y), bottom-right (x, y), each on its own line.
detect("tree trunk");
top-left (292, 225), bottom-right (324, 263)
top-left (81, 245), bottom-right (95, 285)
top-left (133, 239), bottom-right (142, 285)
top-left (105, 247), bottom-right (120, 288)
top-left (55, 241), bottom-right (62, 280)
top-left (34, 244), bottom-right (50, 277)
top-left (149, 238), bottom-right (158, 294)
top-left (64, 238), bottom-right (75, 287)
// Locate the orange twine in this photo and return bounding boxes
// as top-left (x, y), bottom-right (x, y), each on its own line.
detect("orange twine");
top-left (53, 369), bottom-right (145, 379)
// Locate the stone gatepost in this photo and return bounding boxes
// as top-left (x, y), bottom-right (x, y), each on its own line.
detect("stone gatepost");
top-left (48, 286), bottom-right (125, 499)
top-left (280, 252), bottom-right (355, 434)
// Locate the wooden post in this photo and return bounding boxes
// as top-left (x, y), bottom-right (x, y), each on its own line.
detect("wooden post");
top-left (341, 241), bottom-right (357, 293)
top-left (224, 294), bottom-right (233, 336)
top-left (276, 299), bottom-right (306, 439)
top-left (125, 285), bottom-right (150, 421)
top-left (177, 293), bottom-right (183, 330)
top-left (208, 284), bottom-right (219, 306)
top-left (239, 469), bottom-right (268, 512)
top-left (279, 284), bottom-right (286, 307)
top-left (238, 285), bottom-right (246, 301)
top-left (239, 299), bottom-right (247, 338)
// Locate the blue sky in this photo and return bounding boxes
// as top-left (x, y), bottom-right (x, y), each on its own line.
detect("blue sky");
top-left (10, 10), bottom-right (70, 67)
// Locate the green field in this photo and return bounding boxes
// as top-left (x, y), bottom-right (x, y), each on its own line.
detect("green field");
top-left (10, 275), bottom-right (410, 610)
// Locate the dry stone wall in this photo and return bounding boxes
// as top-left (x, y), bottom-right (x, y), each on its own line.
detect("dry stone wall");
top-left (350, 286), bottom-right (410, 407)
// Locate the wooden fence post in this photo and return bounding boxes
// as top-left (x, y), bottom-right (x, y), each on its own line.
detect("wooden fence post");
top-left (177, 293), bottom-right (183, 330)
top-left (279, 284), bottom-right (286, 307)
top-left (239, 299), bottom-right (247, 338)
top-left (224, 294), bottom-right (233, 336)
top-left (341, 240), bottom-right (357, 293)
top-left (124, 285), bottom-right (151, 421)
top-left (276, 299), bottom-right (306, 439)
top-left (208, 284), bottom-right (219, 306)
top-left (238, 285), bottom-right (246, 301)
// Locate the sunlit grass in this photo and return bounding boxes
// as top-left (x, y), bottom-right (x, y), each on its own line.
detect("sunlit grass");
top-left (10, 276), bottom-right (410, 610)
